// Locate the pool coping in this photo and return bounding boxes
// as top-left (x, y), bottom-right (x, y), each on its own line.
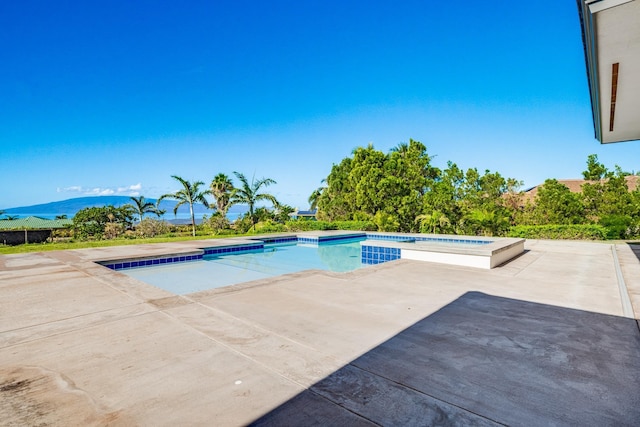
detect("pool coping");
top-left (95, 232), bottom-right (524, 272)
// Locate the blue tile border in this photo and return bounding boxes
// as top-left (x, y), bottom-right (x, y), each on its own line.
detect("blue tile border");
top-left (361, 244), bottom-right (401, 265)
top-left (258, 237), bottom-right (298, 244)
top-left (366, 233), bottom-right (491, 245)
top-left (413, 236), bottom-right (491, 245)
top-left (102, 253), bottom-right (204, 271)
top-left (203, 243), bottom-right (264, 256)
top-left (366, 234), bottom-right (415, 243)
top-left (298, 233), bottom-right (367, 245)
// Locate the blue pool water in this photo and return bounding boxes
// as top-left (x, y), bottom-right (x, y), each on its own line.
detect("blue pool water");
top-left (124, 239), bottom-right (365, 295)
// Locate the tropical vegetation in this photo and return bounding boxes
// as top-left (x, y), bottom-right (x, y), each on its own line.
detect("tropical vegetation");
top-left (3, 144), bottom-right (640, 251)
top-left (312, 146), bottom-right (640, 239)
top-left (159, 175), bottom-right (211, 237)
top-left (229, 172), bottom-right (278, 231)
top-left (127, 196), bottom-right (161, 222)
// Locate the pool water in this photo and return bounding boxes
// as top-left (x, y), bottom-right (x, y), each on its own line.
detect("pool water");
top-left (124, 239), bottom-right (365, 295)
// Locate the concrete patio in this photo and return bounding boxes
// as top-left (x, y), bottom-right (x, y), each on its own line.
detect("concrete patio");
top-left (1, 238), bottom-right (639, 425)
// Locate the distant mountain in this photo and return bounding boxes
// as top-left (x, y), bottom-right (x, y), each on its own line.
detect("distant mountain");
top-left (2, 196), bottom-right (247, 219)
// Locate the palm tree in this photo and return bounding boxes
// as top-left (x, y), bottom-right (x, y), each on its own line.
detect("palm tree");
top-left (153, 203), bottom-right (167, 218)
top-left (390, 142), bottom-right (409, 156)
top-left (127, 196), bottom-right (158, 223)
top-left (273, 201), bottom-right (295, 223)
top-left (468, 208), bottom-right (510, 237)
top-left (159, 176), bottom-right (211, 236)
top-left (308, 183), bottom-right (325, 211)
top-left (230, 172), bottom-right (278, 230)
top-left (210, 173), bottom-right (235, 215)
top-left (416, 211), bottom-right (450, 234)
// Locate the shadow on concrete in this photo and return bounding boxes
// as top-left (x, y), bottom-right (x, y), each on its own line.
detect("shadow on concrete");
top-left (250, 292), bottom-right (640, 426)
top-left (625, 242), bottom-right (640, 264)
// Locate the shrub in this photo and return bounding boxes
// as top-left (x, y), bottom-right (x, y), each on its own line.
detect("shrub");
top-left (507, 225), bottom-right (608, 240)
top-left (285, 220), bottom-right (337, 231)
top-left (333, 221), bottom-right (377, 231)
top-left (598, 214), bottom-right (633, 239)
top-left (135, 218), bottom-right (172, 238)
top-left (201, 213), bottom-right (231, 235)
top-left (233, 216), bottom-right (254, 234)
top-left (254, 220), bottom-right (287, 233)
top-left (284, 220), bottom-right (376, 232)
top-left (624, 221), bottom-right (640, 240)
top-left (373, 211), bottom-right (400, 232)
top-left (103, 222), bottom-right (125, 239)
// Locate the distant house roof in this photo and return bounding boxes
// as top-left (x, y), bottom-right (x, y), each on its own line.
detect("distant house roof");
top-left (0, 216), bottom-right (73, 230)
top-left (522, 176), bottom-right (639, 203)
top-left (289, 209), bottom-right (318, 218)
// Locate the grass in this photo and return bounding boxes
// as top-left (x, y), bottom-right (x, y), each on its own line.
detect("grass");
top-left (0, 234), bottom-right (234, 255)
top-left (0, 228), bottom-right (297, 255)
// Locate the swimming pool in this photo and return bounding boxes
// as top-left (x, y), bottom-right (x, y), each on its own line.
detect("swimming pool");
top-left (103, 231), bottom-right (525, 295)
top-left (124, 238), bottom-right (365, 294)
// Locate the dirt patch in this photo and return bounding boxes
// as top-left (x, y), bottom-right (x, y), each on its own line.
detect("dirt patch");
top-left (0, 366), bottom-right (133, 426)
top-left (147, 295), bottom-right (192, 309)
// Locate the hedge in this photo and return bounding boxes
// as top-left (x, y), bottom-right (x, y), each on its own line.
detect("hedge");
top-left (284, 220), bottom-right (377, 232)
top-left (507, 225), bottom-right (608, 240)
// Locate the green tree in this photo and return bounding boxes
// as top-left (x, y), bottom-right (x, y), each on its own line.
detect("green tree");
top-left (532, 179), bottom-right (585, 225)
top-left (317, 140), bottom-right (435, 231)
top-left (230, 172), bottom-right (278, 231)
top-left (317, 157), bottom-right (354, 221)
top-left (501, 178), bottom-right (525, 224)
top-left (422, 162), bottom-right (465, 234)
top-left (316, 140), bottom-right (520, 234)
top-left (581, 157), bottom-right (634, 221)
top-left (581, 154), bottom-right (609, 221)
top-left (127, 196), bottom-right (159, 223)
top-left (582, 154), bottom-right (610, 181)
top-left (72, 206), bottom-right (134, 239)
top-left (159, 175), bottom-right (211, 236)
top-left (379, 139), bottom-right (434, 232)
top-left (349, 144), bottom-right (386, 217)
top-left (210, 173), bottom-right (235, 215)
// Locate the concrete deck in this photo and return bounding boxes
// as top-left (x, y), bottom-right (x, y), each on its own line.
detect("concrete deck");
top-left (1, 238), bottom-right (639, 425)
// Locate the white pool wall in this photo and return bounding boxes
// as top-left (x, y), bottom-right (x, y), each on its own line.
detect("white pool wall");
top-left (362, 235), bottom-right (525, 269)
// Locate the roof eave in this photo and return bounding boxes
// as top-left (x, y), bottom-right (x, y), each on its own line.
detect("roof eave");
top-left (577, 0), bottom-right (603, 142)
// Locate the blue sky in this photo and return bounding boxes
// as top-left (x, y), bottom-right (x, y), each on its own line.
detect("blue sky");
top-left (2, 1), bottom-right (640, 210)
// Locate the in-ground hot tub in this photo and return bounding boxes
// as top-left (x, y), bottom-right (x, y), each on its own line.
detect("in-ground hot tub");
top-left (361, 233), bottom-right (525, 269)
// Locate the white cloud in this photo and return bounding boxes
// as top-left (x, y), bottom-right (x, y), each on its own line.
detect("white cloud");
top-left (58, 183), bottom-right (143, 197)
top-left (116, 183), bottom-right (142, 193)
top-left (58, 185), bottom-right (83, 193)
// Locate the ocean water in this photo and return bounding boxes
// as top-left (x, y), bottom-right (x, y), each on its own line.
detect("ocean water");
top-left (10, 211), bottom-right (245, 223)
